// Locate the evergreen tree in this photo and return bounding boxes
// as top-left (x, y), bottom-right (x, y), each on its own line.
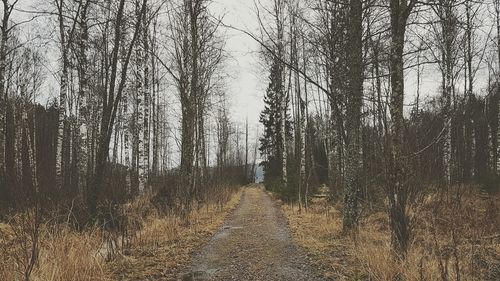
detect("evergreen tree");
top-left (259, 58), bottom-right (289, 191)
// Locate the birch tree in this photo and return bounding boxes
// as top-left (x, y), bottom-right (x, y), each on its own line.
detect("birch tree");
top-left (135, 0), bottom-right (150, 194)
top-left (431, 0), bottom-right (460, 184)
top-left (76, 0), bottom-right (90, 197)
top-left (89, 0), bottom-right (147, 215)
top-left (54, 0), bottom-right (82, 191)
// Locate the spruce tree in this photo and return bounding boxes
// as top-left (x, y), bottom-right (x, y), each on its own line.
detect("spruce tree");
top-left (259, 59), bottom-right (288, 191)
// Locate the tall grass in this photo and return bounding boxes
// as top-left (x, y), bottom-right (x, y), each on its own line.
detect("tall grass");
top-left (1, 185), bottom-right (243, 281)
top-left (283, 189), bottom-right (500, 280)
top-left (0, 222), bottom-right (108, 281)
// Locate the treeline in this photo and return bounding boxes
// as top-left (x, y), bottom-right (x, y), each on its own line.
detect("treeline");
top-left (256, 0), bottom-right (500, 259)
top-left (303, 83), bottom-right (500, 195)
top-left (0, 0), bottom-right (254, 221)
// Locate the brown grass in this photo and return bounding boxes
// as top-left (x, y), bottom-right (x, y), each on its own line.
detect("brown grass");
top-left (283, 190), bottom-right (500, 281)
top-left (0, 188), bottom-right (243, 281)
top-left (1, 222), bottom-right (109, 281)
top-left (283, 198), bottom-right (360, 280)
top-left (106, 188), bottom-right (243, 280)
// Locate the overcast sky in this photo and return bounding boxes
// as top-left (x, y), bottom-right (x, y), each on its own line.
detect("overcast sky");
top-left (212, 0), bottom-right (265, 132)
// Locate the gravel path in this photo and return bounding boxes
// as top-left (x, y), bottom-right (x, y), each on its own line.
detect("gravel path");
top-left (180, 185), bottom-right (322, 281)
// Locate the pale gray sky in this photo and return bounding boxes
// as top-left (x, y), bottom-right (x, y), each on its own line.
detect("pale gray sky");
top-left (212, 0), bottom-right (265, 131)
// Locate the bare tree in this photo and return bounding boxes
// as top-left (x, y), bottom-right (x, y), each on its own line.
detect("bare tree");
top-left (388, 0), bottom-right (416, 258)
top-left (89, 0), bottom-right (147, 215)
top-left (54, 0), bottom-right (82, 191)
top-left (431, 0), bottom-right (461, 184)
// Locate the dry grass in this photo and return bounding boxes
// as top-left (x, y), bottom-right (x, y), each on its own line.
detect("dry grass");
top-left (36, 228), bottom-right (109, 281)
top-left (107, 188), bottom-right (243, 280)
top-left (0, 188), bottom-right (243, 281)
top-left (0, 222), bottom-right (109, 281)
top-left (283, 198), bottom-right (361, 280)
top-left (283, 191), bottom-right (500, 281)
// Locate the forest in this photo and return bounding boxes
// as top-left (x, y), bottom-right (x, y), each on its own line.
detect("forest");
top-left (255, 0), bottom-right (500, 279)
top-left (0, 0), bottom-right (499, 280)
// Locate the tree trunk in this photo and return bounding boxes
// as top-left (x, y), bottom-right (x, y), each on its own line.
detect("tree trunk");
top-left (245, 118), bottom-right (249, 183)
top-left (342, 0), bottom-right (363, 232)
top-left (136, 3), bottom-right (150, 194)
top-left (441, 3), bottom-right (455, 185)
top-left (388, 0), bottom-right (413, 258)
top-left (151, 18), bottom-right (160, 178)
top-left (495, 0), bottom-right (500, 174)
top-left (55, 0), bottom-right (76, 192)
top-left (0, 0), bottom-right (13, 200)
top-left (77, 0), bottom-right (90, 197)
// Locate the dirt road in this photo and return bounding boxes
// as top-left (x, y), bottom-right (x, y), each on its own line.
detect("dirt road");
top-left (180, 186), bottom-right (322, 281)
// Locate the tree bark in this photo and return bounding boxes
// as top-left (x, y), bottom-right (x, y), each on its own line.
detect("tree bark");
top-left (77, 0), bottom-right (90, 198)
top-left (56, 0), bottom-right (69, 191)
top-left (0, 0), bottom-right (14, 200)
top-left (343, 0), bottom-right (363, 232)
top-left (495, 0), bottom-right (500, 174)
top-left (388, 0), bottom-right (414, 258)
top-left (136, 2), bottom-right (150, 194)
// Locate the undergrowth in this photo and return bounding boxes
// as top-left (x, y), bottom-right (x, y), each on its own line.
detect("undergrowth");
top-left (283, 188), bottom-right (500, 281)
top-left (0, 186), bottom-right (243, 281)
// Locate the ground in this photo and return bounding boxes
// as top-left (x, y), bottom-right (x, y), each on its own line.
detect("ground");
top-left (180, 186), bottom-right (323, 281)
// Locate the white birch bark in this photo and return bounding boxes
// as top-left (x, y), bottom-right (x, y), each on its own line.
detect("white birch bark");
top-left (443, 75), bottom-right (452, 184)
top-left (136, 40), bottom-right (146, 193)
top-left (436, 1), bottom-right (456, 185)
top-left (489, 123), bottom-right (494, 169)
top-left (281, 90), bottom-right (288, 185)
top-left (142, 8), bottom-right (150, 191)
top-left (55, 0), bottom-right (72, 190)
top-left (134, 2), bottom-right (150, 194)
top-left (123, 91), bottom-right (131, 193)
top-left (275, 0), bottom-right (287, 185)
top-left (23, 106), bottom-right (38, 193)
top-left (151, 19), bottom-right (159, 176)
top-left (56, 55), bottom-right (68, 190)
top-left (299, 90), bottom-right (306, 208)
top-left (78, 0), bottom-right (90, 196)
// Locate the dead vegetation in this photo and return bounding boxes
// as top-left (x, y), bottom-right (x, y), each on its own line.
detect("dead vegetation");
top-left (0, 218), bottom-right (108, 281)
top-left (107, 187), bottom-right (243, 280)
top-left (0, 187), bottom-right (242, 281)
top-left (283, 188), bottom-right (500, 281)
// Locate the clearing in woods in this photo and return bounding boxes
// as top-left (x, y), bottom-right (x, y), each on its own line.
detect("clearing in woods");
top-left (181, 185), bottom-right (322, 281)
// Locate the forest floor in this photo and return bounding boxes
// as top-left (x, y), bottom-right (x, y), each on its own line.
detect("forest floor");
top-left (180, 185), bottom-right (323, 281)
top-left (283, 190), bottom-right (500, 281)
top-left (0, 187), bottom-right (244, 281)
top-left (108, 189), bottom-right (244, 281)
